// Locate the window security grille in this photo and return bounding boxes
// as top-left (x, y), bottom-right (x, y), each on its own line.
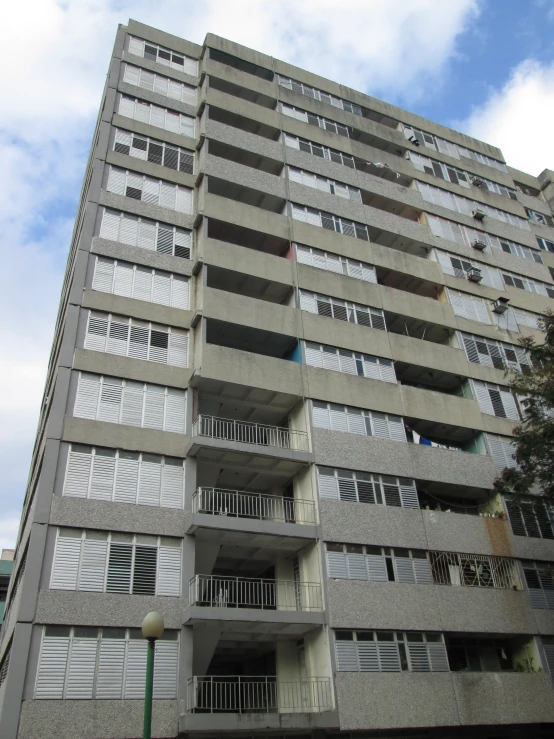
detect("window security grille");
top-left (122, 63), bottom-right (196, 106)
top-left (484, 434), bottom-right (518, 470)
top-left (106, 165), bottom-right (193, 214)
top-left (429, 551), bottom-right (517, 589)
top-left (63, 444), bottom-right (185, 508)
top-left (335, 630), bottom-right (449, 673)
top-left (505, 499), bottom-right (554, 540)
top-left (417, 182), bottom-right (529, 230)
top-left (281, 103), bottom-right (350, 138)
top-left (84, 311), bottom-right (188, 368)
top-left (326, 543), bottom-right (432, 583)
top-left (446, 288), bottom-right (490, 324)
top-left (92, 256), bottom-right (190, 310)
top-left (316, 467), bottom-right (419, 508)
top-left (128, 35), bottom-right (198, 77)
top-left (470, 380), bottom-right (520, 420)
top-left (99, 208), bottom-right (192, 260)
top-left (410, 152), bottom-right (516, 198)
top-left (458, 332), bottom-right (531, 373)
top-left (295, 244), bottom-right (377, 283)
top-left (304, 341), bottom-right (396, 383)
top-left (435, 250), bottom-right (504, 290)
top-left (114, 129), bottom-right (194, 174)
top-left (288, 167), bottom-right (362, 202)
top-left (50, 529), bottom-right (181, 596)
top-left (117, 94), bottom-right (195, 139)
top-left (290, 203), bottom-right (369, 240)
top-left (502, 272), bottom-right (554, 299)
top-left (299, 290), bottom-right (385, 330)
top-left (285, 134), bottom-right (356, 169)
top-left (312, 402), bottom-right (406, 442)
top-left (278, 75), bottom-right (362, 115)
top-left (523, 562), bottom-right (554, 609)
top-left (73, 373), bottom-right (186, 434)
top-left (427, 214), bottom-right (542, 264)
top-left (35, 626), bottom-right (179, 700)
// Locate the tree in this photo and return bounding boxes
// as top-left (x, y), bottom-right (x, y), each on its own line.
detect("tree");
top-left (494, 311), bottom-right (554, 500)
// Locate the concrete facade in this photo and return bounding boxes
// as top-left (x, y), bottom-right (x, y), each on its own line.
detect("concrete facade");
top-left (1, 18), bottom-right (554, 739)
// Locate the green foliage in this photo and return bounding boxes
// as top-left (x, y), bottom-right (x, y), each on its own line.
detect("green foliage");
top-left (494, 311), bottom-right (554, 500)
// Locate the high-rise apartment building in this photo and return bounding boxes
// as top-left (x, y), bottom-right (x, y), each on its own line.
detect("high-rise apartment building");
top-left (2, 17), bottom-right (554, 739)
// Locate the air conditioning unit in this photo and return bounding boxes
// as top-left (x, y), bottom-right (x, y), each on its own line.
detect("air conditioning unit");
top-left (471, 176), bottom-right (484, 188)
top-left (403, 127), bottom-right (420, 147)
top-left (467, 267), bottom-right (482, 283)
top-left (492, 297), bottom-right (510, 314)
top-left (472, 238), bottom-right (487, 251)
top-left (472, 208), bottom-right (485, 221)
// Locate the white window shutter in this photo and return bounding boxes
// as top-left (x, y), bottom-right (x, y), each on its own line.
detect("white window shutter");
top-left (153, 273), bottom-right (171, 305)
top-left (106, 318), bottom-right (129, 357)
top-left (313, 402), bottom-right (331, 429)
top-left (114, 455), bottom-right (140, 503)
top-left (346, 410), bottom-right (365, 435)
top-left (113, 262), bottom-right (134, 298)
top-left (90, 452), bottom-right (116, 501)
top-left (304, 342), bottom-right (323, 368)
top-left (346, 553), bottom-right (368, 580)
top-left (485, 434), bottom-right (507, 469)
top-left (413, 558), bottom-right (433, 584)
top-left (35, 636), bottom-right (69, 699)
top-left (388, 416), bottom-right (407, 442)
top-left (107, 166), bottom-right (126, 196)
top-left (138, 458), bottom-right (162, 506)
top-left (119, 214), bottom-right (139, 246)
top-left (51, 536), bottom-right (81, 590)
top-left (473, 299), bottom-right (491, 324)
top-left (132, 266), bottom-right (153, 302)
top-left (98, 379), bottom-right (123, 424)
top-left (336, 641), bottom-right (358, 671)
top-left (472, 380), bottom-right (495, 415)
top-left (176, 187), bottom-right (193, 214)
top-left (164, 389), bottom-right (186, 433)
top-left (65, 638), bottom-right (97, 698)
top-left (64, 448), bottom-right (92, 498)
top-left (128, 37), bottom-right (144, 57)
top-left (171, 276), bottom-right (189, 309)
top-left (317, 468), bottom-right (339, 499)
top-left (366, 555), bottom-right (388, 581)
top-left (326, 550), bottom-right (348, 578)
top-left (79, 539), bottom-right (108, 592)
top-left (161, 462), bottom-right (185, 508)
top-left (371, 413), bottom-right (389, 439)
top-left (124, 641), bottom-right (147, 698)
top-left (153, 641), bottom-right (179, 699)
top-left (330, 405), bottom-right (348, 431)
top-left (394, 557), bottom-right (416, 583)
top-left (399, 480), bottom-right (419, 509)
top-left (74, 374), bottom-right (101, 420)
top-left (92, 257), bottom-right (115, 293)
top-left (168, 331), bottom-right (188, 367)
top-left (157, 546), bottom-right (182, 596)
top-left (117, 95), bottom-right (136, 119)
top-left (436, 250), bottom-right (455, 275)
top-left (428, 643), bottom-right (450, 672)
top-left (299, 290), bottom-right (317, 313)
top-left (144, 386), bottom-right (165, 429)
top-left (96, 639), bottom-right (125, 698)
top-left (379, 361), bottom-right (397, 384)
top-left (500, 390), bottom-right (520, 421)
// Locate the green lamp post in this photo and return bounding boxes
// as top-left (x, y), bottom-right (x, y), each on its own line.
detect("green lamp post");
top-left (141, 611), bottom-right (165, 739)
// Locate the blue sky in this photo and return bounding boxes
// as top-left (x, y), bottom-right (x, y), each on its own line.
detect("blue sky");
top-left (1, 0), bottom-right (554, 549)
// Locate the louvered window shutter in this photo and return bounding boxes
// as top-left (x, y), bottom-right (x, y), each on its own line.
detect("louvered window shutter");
top-left (305, 342), bottom-right (323, 367)
top-left (168, 331), bottom-right (188, 367)
top-left (114, 452), bottom-right (140, 504)
top-left (317, 468), bottom-right (339, 499)
top-left (157, 546), bottom-right (181, 595)
top-left (383, 482), bottom-right (402, 507)
top-left (543, 645), bottom-right (554, 676)
top-left (170, 275), bottom-right (189, 309)
top-left (370, 412), bottom-right (389, 439)
top-left (377, 642), bottom-right (401, 672)
top-left (123, 64), bottom-right (141, 86)
top-left (413, 556), bottom-right (433, 583)
top-left (347, 409), bottom-right (365, 435)
top-left (98, 378), bottom-right (124, 424)
top-left (329, 405), bottom-right (348, 431)
top-left (336, 641), bottom-right (358, 671)
top-left (399, 480), bottom-right (419, 509)
top-left (326, 550), bottom-right (348, 578)
top-left (79, 538), bottom-right (108, 591)
top-left (153, 640), bottom-right (179, 698)
top-left (366, 555), bottom-right (388, 581)
top-left (407, 642), bottom-right (430, 671)
top-left (161, 459), bottom-right (185, 508)
top-left (124, 640), bottom-right (147, 698)
top-left (51, 535), bottom-right (81, 590)
top-left (107, 166), bottom-right (126, 196)
top-left (346, 553), bottom-right (368, 580)
top-left (357, 641), bottom-right (379, 672)
top-left (132, 266), bottom-right (153, 302)
top-left (524, 568), bottom-right (547, 609)
top-left (394, 556), bottom-right (416, 583)
top-left (139, 456), bottom-right (162, 506)
top-left (485, 435), bottom-right (508, 469)
top-left (299, 290), bottom-right (317, 313)
top-left (106, 543), bottom-right (133, 593)
top-left (64, 447), bottom-right (93, 498)
top-left (121, 381), bottom-right (145, 427)
top-left (388, 416), bottom-right (406, 442)
top-left (337, 477), bottom-right (357, 501)
top-left (92, 257), bottom-right (115, 293)
top-left (505, 500), bottom-right (527, 536)
top-left (36, 635), bottom-right (70, 699)
top-left (428, 642), bottom-right (450, 671)
top-left (436, 251), bottom-right (455, 275)
top-left (96, 638), bottom-right (125, 698)
top-left (74, 374), bottom-right (101, 420)
top-left (65, 637), bottom-right (97, 698)
top-left (500, 389), bottom-right (520, 421)
top-left (114, 129), bottom-right (132, 155)
top-left (114, 262), bottom-right (134, 297)
top-left (133, 546), bottom-right (157, 595)
top-left (164, 389), bottom-right (186, 433)
top-left (312, 402), bottom-right (331, 429)
top-left (128, 37), bottom-right (144, 57)
top-left (90, 450), bottom-right (116, 501)
top-left (472, 380), bottom-right (495, 415)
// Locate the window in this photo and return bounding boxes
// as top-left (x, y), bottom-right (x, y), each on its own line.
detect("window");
top-left (114, 129), bottom-right (194, 174)
top-left (295, 244), bottom-right (377, 283)
top-left (128, 35), bottom-right (198, 76)
top-left (526, 208), bottom-right (554, 227)
top-left (418, 182), bottom-right (529, 230)
top-left (537, 237), bottom-right (554, 253)
top-left (484, 434), bottom-right (518, 470)
top-left (471, 380), bottom-right (520, 420)
top-left (316, 467), bottom-right (419, 508)
top-left (106, 165), bottom-right (193, 214)
top-left (117, 94), bottom-right (195, 139)
top-left (304, 341), bottom-right (396, 383)
top-left (278, 76), bottom-right (362, 115)
top-left (523, 561), bottom-right (554, 609)
top-left (326, 543), bottom-right (432, 583)
top-left (51, 529), bottom-right (181, 596)
top-left (122, 64), bottom-right (196, 106)
top-left (411, 150), bottom-right (515, 198)
top-left (505, 498), bottom-right (554, 539)
top-left (63, 444), bottom-right (185, 508)
top-left (458, 332), bottom-right (531, 373)
top-left (92, 256), bottom-right (190, 310)
top-left (312, 402), bottom-right (406, 442)
top-left (446, 636), bottom-right (513, 672)
top-left (84, 312), bottom-right (189, 368)
top-left (298, 290), bottom-right (385, 330)
top-left (281, 103), bottom-right (350, 138)
top-left (290, 203), bottom-right (369, 240)
top-left (35, 626), bottom-right (179, 699)
top-left (492, 305), bottom-right (542, 333)
top-left (288, 167), bottom-right (361, 202)
top-left (446, 288), bottom-right (490, 324)
top-left (284, 134), bottom-right (356, 169)
top-left (335, 630), bottom-right (449, 673)
top-left (73, 373), bottom-right (186, 434)
top-left (502, 272), bottom-right (554, 299)
top-left (99, 208), bottom-right (192, 260)
top-left (457, 144), bottom-right (508, 173)
top-left (435, 250), bottom-right (504, 290)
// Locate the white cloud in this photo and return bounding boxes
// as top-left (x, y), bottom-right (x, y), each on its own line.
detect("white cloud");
top-left (0, 0), bottom-right (480, 541)
top-left (460, 58), bottom-right (554, 176)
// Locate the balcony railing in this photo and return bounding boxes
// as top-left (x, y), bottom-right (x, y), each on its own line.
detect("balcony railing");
top-left (193, 414), bottom-right (309, 451)
top-left (189, 574), bottom-right (323, 611)
top-left (430, 551), bottom-right (520, 589)
top-left (193, 487), bottom-right (316, 525)
top-left (187, 676), bottom-right (333, 713)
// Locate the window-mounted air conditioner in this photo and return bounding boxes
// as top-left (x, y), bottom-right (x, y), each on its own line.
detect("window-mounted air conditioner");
top-left (471, 176), bottom-right (484, 188)
top-left (472, 238), bottom-right (487, 251)
top-left (492, 297), bottom-right (510, 314)
top-left (467, 267), bottom-right (482, 283)
top-left (472, 208), bottom-right (485, 221)
top-left (403, 127), bottom-right (420, 147)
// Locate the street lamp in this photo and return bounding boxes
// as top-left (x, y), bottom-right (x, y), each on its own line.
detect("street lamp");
top-left (142, 611), bottom-right (165, 739)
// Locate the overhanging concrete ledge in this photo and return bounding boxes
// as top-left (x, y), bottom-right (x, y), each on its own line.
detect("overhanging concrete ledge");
top-left (183, 605), bottom-right (325, 628)
top-left (185, 434), bottom-right (312, 464)
top-left (185, 511), bottom-right (317, 540)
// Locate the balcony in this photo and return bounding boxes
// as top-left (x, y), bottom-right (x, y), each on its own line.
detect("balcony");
top-left (186, 675), bottom-right (333, 714)
top-left (189, 575), bottom-right (322, 611)
top-left (193, 487), bottom-right (315, 524)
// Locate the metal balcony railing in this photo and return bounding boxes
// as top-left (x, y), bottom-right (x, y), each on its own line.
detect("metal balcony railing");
top-left (430, 551), bottom-right (520, 589)
top-left (187, 676), bottom-right (333, 713)
top-left (189, 575), bottom-right (323, 611)
top-left (193, 414), bottom-right (309, 451)
top-left (193, 487), bottom-right (316, 525)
